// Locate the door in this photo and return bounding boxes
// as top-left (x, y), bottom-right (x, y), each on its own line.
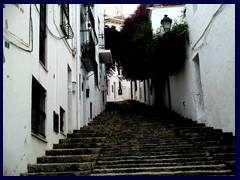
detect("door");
top-left (67, 65), bottom-right (72, 133)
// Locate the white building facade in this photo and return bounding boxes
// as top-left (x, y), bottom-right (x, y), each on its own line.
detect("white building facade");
top-left (3, 4), bottom-right (111, 176)
top-left (160, 4), bottom-right (235, 134)
top-left (106, 65), bottom-right (131, 102)
top-left (131, 79), bottom-right (155, 106)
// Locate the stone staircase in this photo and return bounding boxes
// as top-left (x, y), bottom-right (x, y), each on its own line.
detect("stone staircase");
top-left (90, 101), bottom-right (235, 176)
top-left (22, 100), bottom-right (235, 176)
top-left (21, 111), bottom-right (118, 176)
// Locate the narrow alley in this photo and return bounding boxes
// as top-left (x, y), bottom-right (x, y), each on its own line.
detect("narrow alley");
top-left (3, 4), bottom-right (235, 176)
top-left (22, 100), bottom-right (235, 176)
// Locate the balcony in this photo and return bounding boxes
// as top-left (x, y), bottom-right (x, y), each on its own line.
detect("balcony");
top-left (99, 49), bottom-right (113, 64)
top-left (81, 41), bottom-right (96, 72)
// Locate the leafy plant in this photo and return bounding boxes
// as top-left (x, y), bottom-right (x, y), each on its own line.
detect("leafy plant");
top-left (81, 41), bottom-right (95, 58)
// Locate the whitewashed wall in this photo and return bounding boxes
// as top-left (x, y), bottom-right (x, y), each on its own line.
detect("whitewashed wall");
top-left (3, 4), bottom-right (108, 176)
top-left (107, 65), bottom-right (131, 102)
top-left (131, 79), bottom-right (155, 106)
top-left (166, 4), bottom-right (235, 134)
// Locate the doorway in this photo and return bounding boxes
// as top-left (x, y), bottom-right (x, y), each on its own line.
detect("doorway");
top-left (193, 54), bottom-right (205, 121)
top-left (67, 65), bottom-right (72, 133)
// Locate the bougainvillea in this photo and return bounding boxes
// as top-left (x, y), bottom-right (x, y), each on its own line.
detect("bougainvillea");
top-left (105, 4), bottom-right (188, 79)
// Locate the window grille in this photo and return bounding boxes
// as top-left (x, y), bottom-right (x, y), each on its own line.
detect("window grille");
top-left (60, 4), bottom-right (74, 39)
top-left (31, 77), bottom-right (46, 138)
top-left (53, 111), bottom-right (59, 133)
top-left (60, 107), bottom-right (65, 132)
top-left (39, 4), bottom-right (46, 65)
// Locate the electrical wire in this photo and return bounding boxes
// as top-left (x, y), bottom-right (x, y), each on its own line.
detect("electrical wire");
top-left (34, 4), bottom-right (65, 40)
top-left (191, 4), bottom-right (224, 50)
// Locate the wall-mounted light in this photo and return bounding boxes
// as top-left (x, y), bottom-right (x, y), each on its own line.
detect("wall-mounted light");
top-left (72, 81), bottom-right (77, 93)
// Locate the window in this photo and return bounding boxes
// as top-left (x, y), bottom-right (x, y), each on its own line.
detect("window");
top-left (60, 107), bottom-right (65, 133)
top-left (31, 77), bottom-right (46, 138)
top-left (79, 74), bottom-right (81, 100)
top-left (53, 111), bottom-right (59, 133)
top-left (94, 62), bottom-right (98, 86)
top-left (86, 88), bottom-right (90, 98)
top-left (39, 4), bottom-right (47, 65)
top-left (118, 81), bottom-right (122, 95)
top-left (90, 102), bottom-right (93, 119)
top-left (60, 4), bottom-right (74, 39)
top-left (135, 80), bottom-right (137, 91)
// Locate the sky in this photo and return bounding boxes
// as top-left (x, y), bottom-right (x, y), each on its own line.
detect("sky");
top-left (102, 4), bottom-right (139, 17)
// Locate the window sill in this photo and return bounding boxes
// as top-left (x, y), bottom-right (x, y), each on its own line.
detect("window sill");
top-left (39, 61), bottom-right (48, 72)
top-left (60, 131), bottom-right (67, 137)
top-left (31, 133), bottom-right (48, 143)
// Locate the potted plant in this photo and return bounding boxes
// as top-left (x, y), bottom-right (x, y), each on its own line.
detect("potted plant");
top-left (81, 41), bottom-right (95, 72)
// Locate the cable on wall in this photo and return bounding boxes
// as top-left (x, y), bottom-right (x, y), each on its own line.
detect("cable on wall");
top-left (191, 4), bottom-right (224, 51)
top-left (34, 4), bottom-right (65, 40)
top-left (3, 4), bottom-right (33, 52)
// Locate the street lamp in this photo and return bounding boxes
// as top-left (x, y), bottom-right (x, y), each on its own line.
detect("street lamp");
top-left (161, 15), bottom-right (172, 32)
top-left (161, 14), bottom-right (173, 109)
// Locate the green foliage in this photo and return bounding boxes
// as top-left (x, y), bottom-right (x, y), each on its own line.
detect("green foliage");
top-left (104, 4), bottom-right (188, 80)
top-left (81, 41), bottom-right (94, 52)
top-left (151, 22), bottom-right (188, 76)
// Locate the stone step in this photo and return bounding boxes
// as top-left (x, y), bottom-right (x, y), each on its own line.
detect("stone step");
top-left (75, 125), bottom-right (105, 129)
top-left (183, 132), bottom-right (234, 140)
top-left (67, 133), bottom-right (107, 138)
top-left (37, 154), bottom-right (98, 163)
top-left (187, 136), bottom-right (234, 142)
top-left (90, 170), bottom-right (233, 176)
top-left (202, 146), bottom-right (235, 154)
top-left (105, 137), bottom-right (186, 143)
top-left (171, 126), bottom-right (213, 131)
top-left (98, 153), bottom-right (209, 161)
top-left (212, 153), bottom-right (235, 161)
top-left (194, 140), bottom-right (235, 147)
top-left (73, 127), bottom-right (111, 134)
top-left (45, 148), bottom-right (101, 156)
top-left (22, 171), bottom-right (90, 176)
top-left (225, 161), bottom-right (235, 172)
top-left (59, 137), bottom-right (106, 144)
top-left (102, 143), bottom-right (195, 150)
top-left (96, 156), bottom-right (216, 165)
top-left (100, 149), bottom-right (204, 156)
top-left (53, 142), bottom-right (103, 149)
top-left (28, 162), bottom-right (94, 173)
top-left (103, 140), bottom-right (192, 146)
top-left (92, 164), bottom-right (229, 174)
top-left (95, 160), bottom-right (222, 169)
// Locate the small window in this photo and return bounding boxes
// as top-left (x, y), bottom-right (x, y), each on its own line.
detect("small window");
top-left (60, 4), bottom-right (74, 39)
top-left (135, 80), bottom-right (137, 91)
top-left (119, 81), bottom-right (122, 90)
top-left (90, 102), bottom-right (92, 119)
top-left (86, 88), bottom-right (90, 98)
top-left (39, 4), bottom-right (47, 65)
top-left (60, 107), bottom-right (65, 133)
top-left (31, 77), bottom-right (46, 138)
top-left (53, 111), bottom-right (59, 133)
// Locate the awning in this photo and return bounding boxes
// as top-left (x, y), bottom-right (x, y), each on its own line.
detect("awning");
top-left (99, 49), bottom-right (113, 64)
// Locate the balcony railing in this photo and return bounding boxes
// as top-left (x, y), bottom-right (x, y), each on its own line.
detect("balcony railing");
top-left (88, 5), bottom-right (98, 45)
